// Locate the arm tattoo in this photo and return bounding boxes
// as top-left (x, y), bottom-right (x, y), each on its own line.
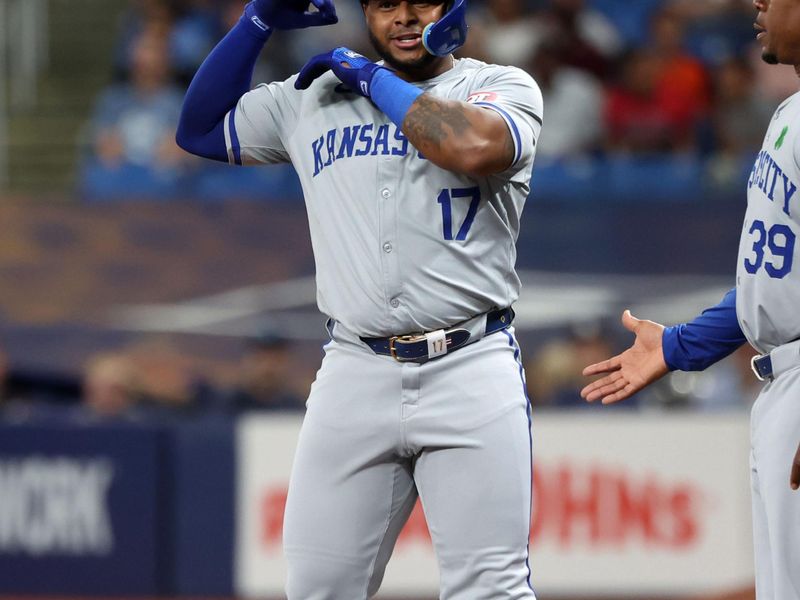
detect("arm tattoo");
top-left (403, 94), bottom-right (472, 150)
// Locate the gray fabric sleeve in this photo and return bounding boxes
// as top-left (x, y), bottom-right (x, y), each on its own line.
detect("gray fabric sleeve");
top-left (224, 75), bottom-right (300, 165)
top-left (467, 66), bottom-right (544, 182)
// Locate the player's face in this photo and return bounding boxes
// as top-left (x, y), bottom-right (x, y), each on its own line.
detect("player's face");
top-left (363, 0), bottom-right (448, 78)
top-left (754, 0), bottom-right (800, 66)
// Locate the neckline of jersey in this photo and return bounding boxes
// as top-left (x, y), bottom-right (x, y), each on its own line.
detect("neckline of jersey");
top-left (379, 58), bottom-right (466, 89)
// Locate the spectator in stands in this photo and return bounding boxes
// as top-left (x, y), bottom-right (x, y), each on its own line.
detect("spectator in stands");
top-left (224, 328), bottom-right (304, 412)
top-left (115, 0), bottom-right (220, 86)
top-left (124, 339), bottom-right (200, 415)
top-left (707, 56), bottom-right (776, 188)
top-left (167, 0), bottom-right (221, 85)
top-left (604, 49), bottom-right (693, 153)
top-left (712, 57), bottom-right (774, 155)
top-left (534, 0), bottom-right (623, 78)
top-left (649, 7), bottom-right (711, 138)
top-left (80, 28), bottom-right (192, 201)
top-left (81, 340), bottom-right (217, 420)
top-left (477, 0), bottom-right (541, 67)
top-left (82, 353), bottom-right (139, 419)
top-left (526, 322), bottom-right (624, 409)
top-left (114, 0), bottom-right (177, 79)
top-left (526, 37), bottom-right (604, 159)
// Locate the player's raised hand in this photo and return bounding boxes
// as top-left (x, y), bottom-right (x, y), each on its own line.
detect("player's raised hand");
top-left (246, 0), bottom-right (337, 31)
top-left (580, 310), bottom-right (670, 404)
top-left (295, 47), bottom-right (383, 95)
top-left (791, 440), bottom-right (800, 490)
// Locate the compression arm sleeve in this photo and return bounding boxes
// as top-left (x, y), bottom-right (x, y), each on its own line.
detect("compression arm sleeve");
top-left (661, 287), bottom-right (748, 371)
top-left (176, 18), bottom-right (271, 162)
top-left (368, 69), bottom-right (423, 129)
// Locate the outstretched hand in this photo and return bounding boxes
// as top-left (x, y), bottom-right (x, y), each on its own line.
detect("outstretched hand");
top-left (247, 0), bottom-right (337, 30)
top-left (580, 310), bottom-right (670, 404)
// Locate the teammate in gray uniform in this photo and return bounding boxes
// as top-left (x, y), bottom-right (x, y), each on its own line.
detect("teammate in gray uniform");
top-left (580, 0), bottom-right (800, 597)
top-left (177, 0), bottom-right (542, 598)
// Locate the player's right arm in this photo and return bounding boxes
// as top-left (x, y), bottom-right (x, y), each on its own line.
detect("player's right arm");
top-left (176, 0), bottom-right (336, 162)
top-left (581, 288), bottom-right (747, 403)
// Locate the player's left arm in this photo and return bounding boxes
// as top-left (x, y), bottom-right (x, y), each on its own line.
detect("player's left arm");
top-left (400, 94), bottom-right (516, 177)
top-left (792, 440), bottom-right (800, 490)
top-left (295, 49), bottom-right (542, 178)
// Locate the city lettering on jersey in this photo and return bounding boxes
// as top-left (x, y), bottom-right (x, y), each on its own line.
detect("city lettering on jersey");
top-left (0, 457), bottom-right (114, 556)
top-left (311, 123), bottom-right (414, 177)
top-left (748, 149), bottom-right (798, 217)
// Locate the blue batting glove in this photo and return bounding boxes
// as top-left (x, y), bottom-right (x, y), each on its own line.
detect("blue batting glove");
top-left (295, 47), bottom-right (385, 96)
top-left (241, 0), bottom-right (337, 34)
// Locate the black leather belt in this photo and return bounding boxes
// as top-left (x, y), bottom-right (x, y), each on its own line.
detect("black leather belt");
top-left (360, 307), bottom-right (514, 363)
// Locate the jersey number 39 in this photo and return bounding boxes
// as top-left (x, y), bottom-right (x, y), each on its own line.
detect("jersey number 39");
top-left (744, 219), bottom-right (796, 278)
top-left (437, 186), bottom-right (481, 241)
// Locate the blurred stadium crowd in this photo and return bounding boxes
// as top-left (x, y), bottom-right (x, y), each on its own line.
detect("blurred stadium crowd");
top-left (0, 0), bottom-right (794, 423)
top-left (0, 325), bottom-right (311, 422)
top-left (78, 0), bottom-right (798, 201)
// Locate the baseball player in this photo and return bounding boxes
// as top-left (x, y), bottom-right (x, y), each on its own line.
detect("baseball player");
top-left (580, 0), bottom-right (800, 597)
top-left (176, 0), bottom-right (542, 597)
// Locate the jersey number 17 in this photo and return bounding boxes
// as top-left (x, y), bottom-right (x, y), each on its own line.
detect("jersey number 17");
top-left (437, 186), bottom-right (481, 241)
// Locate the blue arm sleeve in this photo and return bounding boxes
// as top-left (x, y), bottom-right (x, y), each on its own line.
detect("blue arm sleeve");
top-left (176, 18), bottom-right (271, 162)
top-left (369, 68), bottom-right (423, 129)
top-left (662, 288), bottom-right (748, 371)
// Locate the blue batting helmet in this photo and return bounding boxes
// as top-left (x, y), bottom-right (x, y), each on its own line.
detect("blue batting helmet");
top-left (422, 0), bottom-right (468, 56)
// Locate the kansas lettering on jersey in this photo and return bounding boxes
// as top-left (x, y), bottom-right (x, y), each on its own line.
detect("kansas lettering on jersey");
top-left (737, 92), bottom-right (800, 352)
top-left (311, 123), bottom-right (412, 176)
top-left (223, 58), bottom-right (543, 337)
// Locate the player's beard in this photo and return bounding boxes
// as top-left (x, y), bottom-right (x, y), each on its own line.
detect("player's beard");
top-left (368, 28), bottom-right (438, 77)
top-left (762, 49), bottom-right (779, 65)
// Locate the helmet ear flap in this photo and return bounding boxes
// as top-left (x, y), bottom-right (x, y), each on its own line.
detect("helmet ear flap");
top-left (421, 0), bottom-right (468, 56)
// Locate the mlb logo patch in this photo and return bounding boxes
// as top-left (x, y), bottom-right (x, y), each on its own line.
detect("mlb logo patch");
top-left (466, 91), bottom-right (499, 104)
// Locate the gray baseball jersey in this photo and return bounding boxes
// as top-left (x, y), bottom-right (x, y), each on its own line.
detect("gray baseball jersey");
top-left (735, 91), bottom-right (800, 599)
top-left (223, 58), bottom-right (543, 337)
top-left (737, 91), bottom-right (800, 353)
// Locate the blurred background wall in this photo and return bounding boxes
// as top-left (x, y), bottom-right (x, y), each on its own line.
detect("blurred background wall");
top-left (0, 0), bottom-right (793, 598)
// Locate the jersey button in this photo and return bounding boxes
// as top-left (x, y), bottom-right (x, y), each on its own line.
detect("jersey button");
top-left (383, 242), bottom-right (393, 253)
top-left (390, 298), bottom-right (400, 308)
top-left (381, 188), bottom-right (391, 199)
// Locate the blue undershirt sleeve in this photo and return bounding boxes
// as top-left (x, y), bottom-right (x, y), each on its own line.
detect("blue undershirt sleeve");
top-left (176, 17), bottom-right (271, 162)
top-left (662, 287), bottom-right (748, 371)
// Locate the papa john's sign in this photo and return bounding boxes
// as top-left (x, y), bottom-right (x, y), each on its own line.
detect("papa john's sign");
top-left (236, 413), bottom-right (753, 598)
